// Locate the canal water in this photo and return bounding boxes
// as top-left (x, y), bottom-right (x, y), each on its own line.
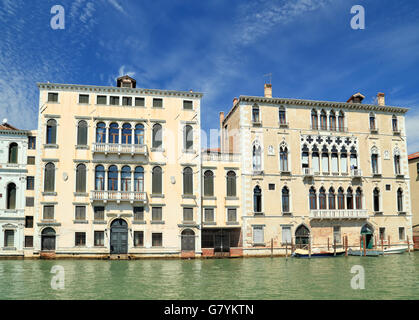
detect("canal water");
top-left (0, 253), bottom-right (417, 300)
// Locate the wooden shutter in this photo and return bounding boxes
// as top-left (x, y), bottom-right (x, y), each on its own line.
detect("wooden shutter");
top-left (253, 226), bottom-right (264, 244)
top-left (152, 167), bottom-right (162, 194)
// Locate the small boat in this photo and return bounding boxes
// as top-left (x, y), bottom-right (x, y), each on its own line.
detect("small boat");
top-left (292, 248), bottom-right (345, 258)
top-left (382, 246), bottom-right (408, 255)
top-left (348, 248), bottom-right (383, 257)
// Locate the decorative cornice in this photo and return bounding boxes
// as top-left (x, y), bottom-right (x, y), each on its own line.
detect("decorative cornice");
top-left (37, 83), bottom-right (204, 99)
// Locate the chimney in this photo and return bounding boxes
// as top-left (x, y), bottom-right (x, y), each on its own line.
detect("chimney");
top-left (264, 83), bottom-right (272, 98)
top-left (347, 92), bottom-right (365, 104)
top-left (377, 92), bottom-right (385, 106)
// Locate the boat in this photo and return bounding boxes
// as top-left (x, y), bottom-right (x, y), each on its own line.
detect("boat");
top-left (382, 246), bottom-right (408, 255)
top-left (292, 248), bottom-right (345, 258)
top-left (347, 248), bottom-right (383, 257)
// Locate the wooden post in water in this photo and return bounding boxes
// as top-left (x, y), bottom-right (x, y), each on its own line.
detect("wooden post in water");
top-left (407, 236), bottom-right (411, 253)
top-left (374, 235), bottom-right (377, 249)
top-left (381, 236), bottom-right (384, 254)
top-left (363, 235), bottom-right (367, 256)
top-left (327, 237), bottom-right (330, 251)
top-left (285, 241), bottom-right (288, 259)
top-left (345, 236), bottom-right (348, 257)
top-left (333, 237), bottom-right (336, 256)
top-left (359, 235), bottom-right (362, 255)
top-left (270, 238), bottom-right (273, 258)
top-left (308, 237), bottom-right (311, 259)
top-left (388, 235), bottom-right (391, 248)
top-left (291, 237), bottom-right (294, 254)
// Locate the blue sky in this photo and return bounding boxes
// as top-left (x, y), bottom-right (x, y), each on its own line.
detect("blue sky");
top-left (1, 0), bottom-right (419, 151)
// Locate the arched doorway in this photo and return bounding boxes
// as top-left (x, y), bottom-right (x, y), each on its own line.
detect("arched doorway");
top-left (181, 229), bottom-right (195, 252)
top-left (295, 225), bottom-right (310, 249)
top-left (361, 224), bottom-right (374, 249)
top-left (41, 228), bottom-right (56, 251)
top-left (110, 219), bottom-right (128, 254)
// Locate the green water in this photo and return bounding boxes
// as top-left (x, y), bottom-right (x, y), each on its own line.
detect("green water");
top-left (0, 253), bottom-right (418, 300)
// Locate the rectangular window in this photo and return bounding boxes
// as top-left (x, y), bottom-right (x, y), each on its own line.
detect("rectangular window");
top-left (152, 233), bottom-right (162, 247)
top-left (204, 208), bottom-right (214, 222)
top-left (134, 231), bottom-right (144, 247)
top-left (399, 227), bottom-right (405, 240)
top-left (153, 98), bottom-right (163, 108)
top-left (333, 226), bottom-right (341, 244)
top-left (75, 232), bottom-right (86, 246)
top-left (94, 206), bottom-right (105, 221)
top-left (94, 231), bottom-right (104, 247)
top-left (79, 94), bottom-right (89, 104)
top-left (25, 216), bottom-right (34, 228)
top-left (26, 197), bottom-right (34, 207)
top-left (43, 205), bottom-right (54, 220)
top-left (253, 226), bottom-right (264, 244)
top-left (4, 230), bottom-right (14, 247)
top-left (379, 227), bottom-right (386, 240)
top-left (183, 208), bottom-right (194, 222)
top-left (27, 176), bottom-right (35, 190)
top-left (75, 206), bottom-right (86, 220)
top-left (135, 97), bottom-right (145, 107)
top-left (269, 184), bottom-right (275, 190)
top-left (25, 236), bottom-right (33, 248)
top-left (183, 100), bottom-right (193, 110)
top-left (28, 136), bottom-right (36, 149)
top-left (27, 156), bottom-right (35, 165)
top-left (386, 184), bottom-right (391, 191)
top-left (110, 96), bottom-right (120, 105)
top-left (122, 96), bottom-right (132, 106)
top-left (48, 92), bottom-right (58, 102)
top-left (281, 226), bottom-right (292, 244)
top-left (133, 207), bottom-right (144, 221)
top-left (152, 207), bottom-right (162, 221)
top-left (227, 208), bottom-right (237, 222)
top-left (97, 95), bottom-right (107, 105)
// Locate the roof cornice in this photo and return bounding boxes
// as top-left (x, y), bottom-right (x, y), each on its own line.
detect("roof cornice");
top-left (238, 96), bottom-right (409, 114)
top-left (37, 83), bottom-right (204, 99)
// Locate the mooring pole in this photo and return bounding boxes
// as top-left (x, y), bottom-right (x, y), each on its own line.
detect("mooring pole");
top-left (363, 235), bottom-right (367, 256)
top-left (407, 236), bottom-right (411, 253)
top-left (345, 236), bottom-right (348, 257)
top-left (327, 237), bottom-right (330, 251)
top-left (271, 238), bottom-right (273, 258)
top-left (381, 236), bottom-right (384, 254)
top-left (388, 235), bottom-right (391, 248)
top-left (333, 238), bottom-right (336, 256)
top-left (285, 241), bottom-right (288, 259)
top-left (308, 237), bottom-right (312, 259)
top-left (291, 237), bottom-right (294, 254)
top-left (359, 235), bottom-right (362, 256)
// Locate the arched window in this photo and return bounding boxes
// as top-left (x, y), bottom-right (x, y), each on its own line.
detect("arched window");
top-left (329, 110), bottom-right (336, 131)
top-left (322, 149), bottom-right (329, 173)
top-left (8, 143), bottom-right (18, 164)
top-left (340, 147), bottom-right (348, 174)
top-left (46, 119), bottom-right (57, 144)
top-left (44, 163), bottom-right (55, 192)
top-left (252, 104), bottom-right (260, 123)
top-left (311, 109), bottom-right (318, 130)
top-left (392, 115), bottom-right (398, 132)
top-left (109, 123), bottom-right (119, 144)
top-left (371, 148), bottom-right (379, 174)
top-left (356, 188), bottom-right (363, 209)
top-left (331, 151), bottom-right (339, 173)
top-left (183, 167), bottom-right (193, 195)
top-left (282, 187), bottom-right (290, 213)
top-left (279, 146), bottom-right (288, 172)
top-left (337, 187), bottom-right (345, 210)
top-left (77, 120), bottom-right (88, 145)
top-left (312, 149), bottom-right (320, 173)
top-left (320, 110), bottom-right (327, 130)
top-left (295, 225), bottom-right (310, 247)
top-left (121, 166), bottom-right (131, 191)
top-left (152, 124), bottom-right (162, 148)
top-left (134, 166), bottom-right (144, 192)
top-left (328, 187), bottom-right (336, 209)
top-left (152, 166), bottom-right (162, 194)
top-left (350, 148), bottom-right (358, 170)
top-left (121, 123), bottom-right (132, 144)
top-left (203, 170), bottom-right (214, 197)
top-left (338, 111), bottom-right (345, 132)
top-left (95, 165), bottom-right (105, 191)
top-left (397, 188), bottom-right (403, 212)
top-left (226, 171), bottom-right (236, 197)
top-left (301, 145), bottom-right (309, 169)
top-left (319, 187), bottom-right (326, 210)
top-left (184, 125), bottom-right (193, 151)
top-left (96, 122), bottom-right (106, 143)
top-left (394, 149), bottom-right (401, 175)
top-left (108, 165), bottom-right (118, 191)
top-left (347, 187), bottom-right (354, 210)
top-left (279, 106), bottom-right (286, 125)
top-left (369, 113), bottom-right (376, 130)
top-left (254, 186), bottom-right (262, 213)
top-left (134, 124), bottom-right (144, 145)
top-left (373, 188), bottom-right (380, 212)
top-left (253, 144), bottom-right (262, 171)
top-left (75, 164), bottom-right (86, 193)
top-left (309, 187), bottom-right (317, 210)
top-left (6, 183), bottom-right (16, 210)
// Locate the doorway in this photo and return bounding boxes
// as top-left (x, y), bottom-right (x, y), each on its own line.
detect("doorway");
top-left (41, 227), bottom-right (56, 251)
top-left (110, 219), bottom-right (128, 254)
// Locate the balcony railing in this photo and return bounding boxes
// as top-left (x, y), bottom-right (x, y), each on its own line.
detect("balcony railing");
top-left (351, 169), bottom-right (362, 177)
top-left (92, 143), bottom-right (147, 155)
top-left (310, 209), bottom-right (369, 219)
top-left (302, 168), bottom-right (314, 176)
top-left (202, 153), bottom-right (240, 162)
top-left (90, 190), bottom-right (147, 202)
top-left (310, 125), bottom-right (348, 132)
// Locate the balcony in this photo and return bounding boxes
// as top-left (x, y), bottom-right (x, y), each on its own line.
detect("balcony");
top-left (302, 168), bottom-right (314, 177)
top-left (90, 190), bottom-right (147, 203)
top-left (310, 209), bottom-right (369, 220)
top-left (310, 125), bottom-right (347, 132)
top-left (351, 168), bottom-right (362, 178)
top-left (202, 153), bottom-right (240, 162)
top-left (92, 143), bottom-right (147, 156)
top-left (370, 127), bottom-right (379, 134)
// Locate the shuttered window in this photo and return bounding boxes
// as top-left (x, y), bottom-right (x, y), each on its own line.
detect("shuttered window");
top-left (7, 183), bottom-right (16, 209)
top-left (134, 231), bottom-right (144, 247)
top-left (333, 226), bottom-right (341, 244)
top-left (204, 170), bottom-right (214, 196)
top-left (152, 166), bottom-right (162, 194)
top-left (28, 136), bottom-right (36, 149)
top-left (94, 206), bottom-right (105, 221)
top-left (183, 208), bottom-right (194, 222)
top-left (79, 94), bottom-right (89, 104)
top-left (8, 143), bottom-right (18, 163)
top-left (75, 206), bottom-right (86, 220)
top-left (4, 230), bottom-right (14, 247)
top-left (183, 167), bottom-right (193, 195)
top-left (44, 163), bottom-right (55, 192)
top-left (25, 216), bottom-right (33, 228)
top-left (46, 119), bottom-right (57, 144)
top-left (227, 208), bottom-right (237, 222)
top-left (122, 97), bottom-right (132, 106)
top-left (43, 206), bottom-right (54, 220)
top-left (76, 164), bottom-right (87, 193)
top-left (226, 171), bottom-right (236, 197)
top-left (110, 96), bottom-right (119, 105)
top-left (152, 124), bottom-right (162, 148)
top-left (77, 120), bottom-right (88, 145)
top-left (25, 236), bottom-right (33, 248)
top-left (281, 226), bottom-right (292, 244)
top-left (94, 231), bottom-right (104, 246)
top-left (27, 156), bottom-right (35, 165)
top-left (183, 100), bottom-right (193, 109)
top-left (204, 208), bottom-right (214, 222)
top-left (153, 98), bottom-right (163, 108)
top-left (48, 92), bottom-right (58, 102)
top-left (135, 97), bottom-right (145, 107)
top-left (253, 226), bottom-right (264, 244)
top-left (152, 233), bottom-right (162, 247)
top-left (26, 197), bottom-right (34, 207)
top-left (27, 176), bottom-right (35, 190)
top-left (133, 207), bottom-right (144, 221)
top-left (75, 232), bottom-right (86, 246)
top-left (152, 207), bottom-right (162, 221)
top-left (97, 95), bottom-right (107, 105)
top-left (184, 125), bottom-right (193, 150)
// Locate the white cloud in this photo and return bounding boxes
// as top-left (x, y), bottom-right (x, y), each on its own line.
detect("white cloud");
top-left (106, 0), bottom-right (126, 15)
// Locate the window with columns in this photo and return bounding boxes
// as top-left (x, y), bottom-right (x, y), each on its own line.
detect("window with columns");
top-left (109, 123), bottom-right (119, 144)
top-left (329, 110), bottom-right (336, 131)
top-left (397, 188), bottom-right (403, 212)
top-left (108, 166), bottom-right (118, 191)
top-left (121, 124), bottom-right (132, 144)
top-left (96, 122), bottom-right (106, 143)
top-left (95, 122), bottom-right (146, 145)
top-left (94, 165), bottom-right (145, 193)
top-left (394, 148), bottom-right (401, 175)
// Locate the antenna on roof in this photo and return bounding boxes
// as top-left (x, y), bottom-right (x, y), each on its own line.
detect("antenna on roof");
top-left (2, 118), bottom-right (7, 124)
top-left (263, 73), bottom-right (272, 84)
